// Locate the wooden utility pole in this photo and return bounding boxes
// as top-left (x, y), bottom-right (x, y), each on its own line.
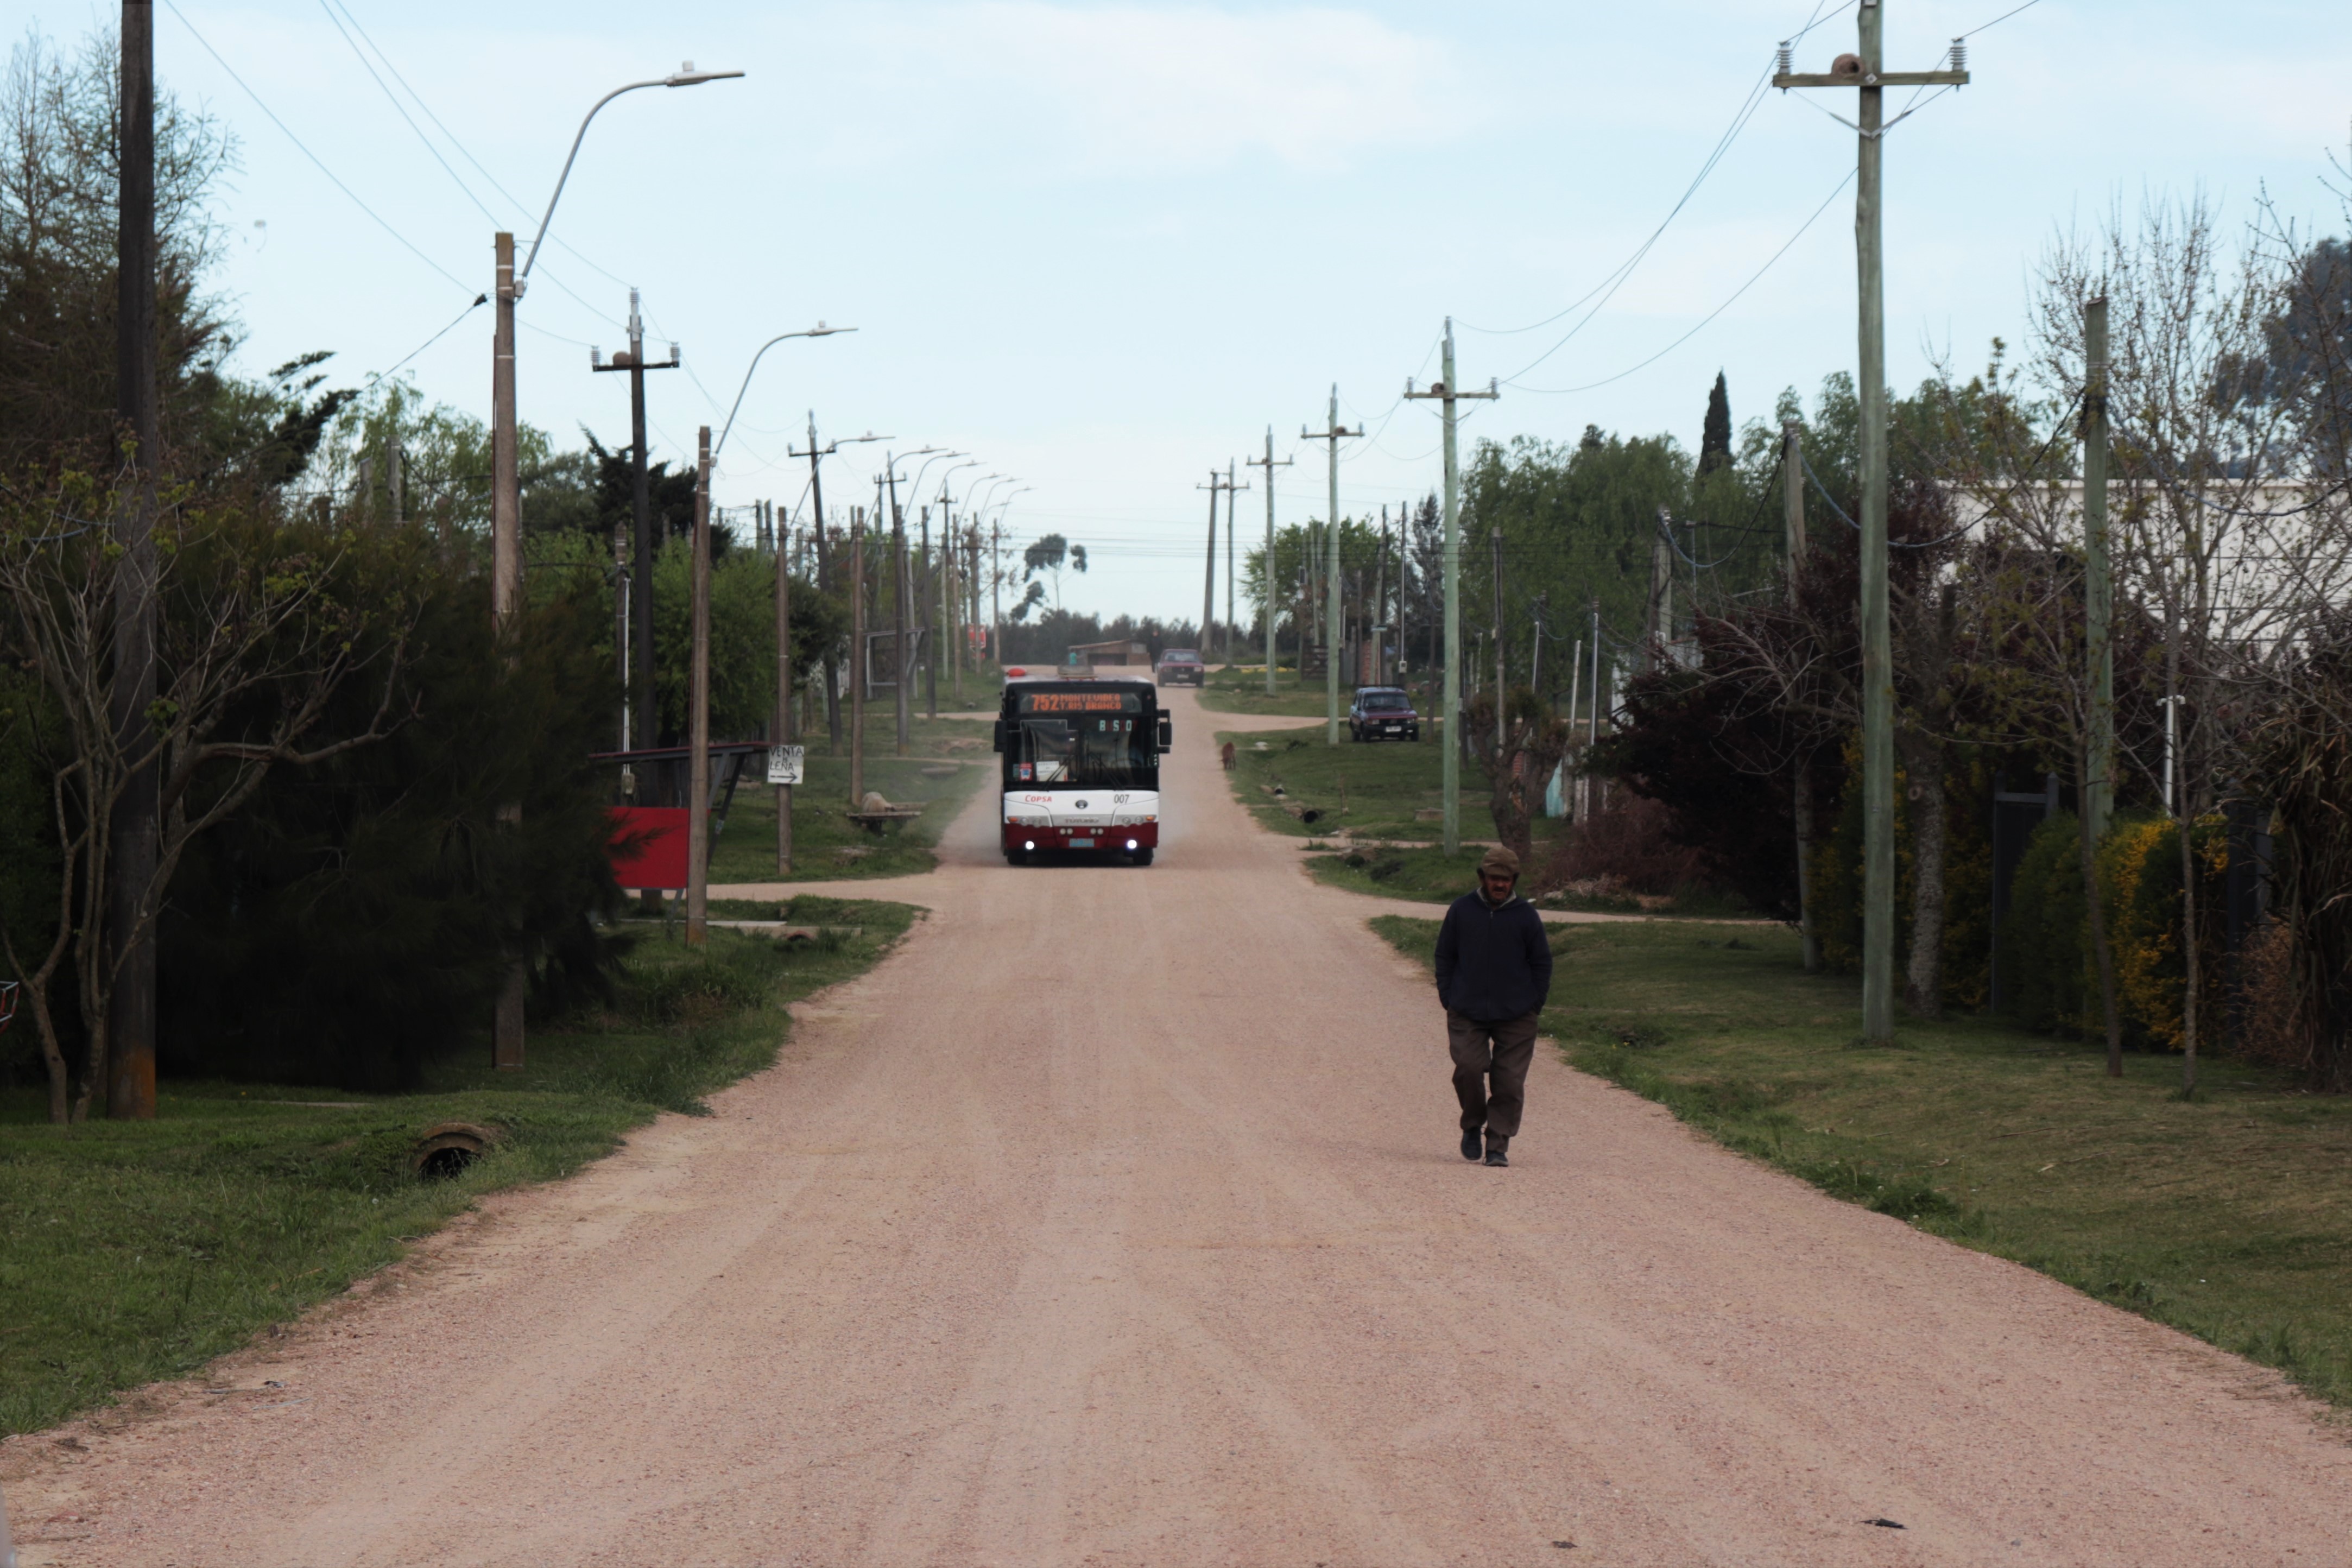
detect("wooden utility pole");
top-left (1774, 8), bottom-right (1967, 1043)
top-left (1373, 507), bottom-right (1390, 685)
top-left (920, 506), bottom-right (939, 720)
top-left (1785, 419), bottom-right (1820, 973)
top-left (1300, 389), bottom-right (1362, 744)
top-left (1246, 428), bottom-right (1292, 694)
top-left (687, 426), bottom-right (712, 944)
top-left (2082, 295), bottom-right (2114, 843)
top-left (107, 0), bottom-right (160, 1118)
top-left (1403, 321), bottom-right (1497, 855)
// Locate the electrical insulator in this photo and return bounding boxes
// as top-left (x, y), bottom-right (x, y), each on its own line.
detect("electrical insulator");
top-left (1776, 41), bottom-right (1793, 76)
top-left (1950, 37), bottom-right (1967, 73)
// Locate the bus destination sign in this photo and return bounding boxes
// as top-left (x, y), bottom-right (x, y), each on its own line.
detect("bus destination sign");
top-left (1018, 692), bottom-right (1140, 714)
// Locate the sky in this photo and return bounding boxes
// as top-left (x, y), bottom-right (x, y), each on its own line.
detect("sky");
top-left (23, 0), bottom-right (2352, 621)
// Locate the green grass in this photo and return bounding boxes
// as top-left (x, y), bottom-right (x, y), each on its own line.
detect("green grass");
top-left (705, 708), bottom-right (991, 884)
top-left (1192, 662), bottom-right (1437, 718)
top-left (1373, 913), bottom-right (2352, 1410)
top-left (1308, 846), bottom-right (1756, 918)
top-left (1219, 724), bottom-right (1555, 847)
top-left (0, 896), bottom-right (916, 1436)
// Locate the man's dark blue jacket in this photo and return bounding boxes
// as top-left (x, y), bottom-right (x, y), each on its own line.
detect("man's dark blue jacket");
top-left (1434, 889), bottom-right (1553, 1021)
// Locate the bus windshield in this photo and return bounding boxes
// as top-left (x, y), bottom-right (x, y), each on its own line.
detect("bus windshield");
top-left (1012, 715), bottom-right (1155, 789)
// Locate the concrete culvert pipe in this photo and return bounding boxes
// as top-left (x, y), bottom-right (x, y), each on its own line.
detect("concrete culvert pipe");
top-left (410, 1121), bottom-right (501, 1180)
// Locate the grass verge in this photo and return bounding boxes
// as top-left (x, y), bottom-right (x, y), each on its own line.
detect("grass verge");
top-left (1218, 725), bottom-right (1525, 844)
top-left (705, 715), bottom-right (989, 884)
top-left (0, 896), bottom-right (916, 1436)
top-left (1371, 912), bottom-right (2352, 1410)
top-left (1309, 845), bottom-right (1756, 918)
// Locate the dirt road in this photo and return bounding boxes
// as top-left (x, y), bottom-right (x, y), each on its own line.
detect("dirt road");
top-left (9, 690), bottom-right (2347, 1566)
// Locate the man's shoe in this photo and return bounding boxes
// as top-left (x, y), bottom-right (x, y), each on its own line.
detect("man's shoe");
top-left (1460, 1128), bottom-right (1483, 1162)
top-left (1484, 1147), bottom-right (1509, 1167)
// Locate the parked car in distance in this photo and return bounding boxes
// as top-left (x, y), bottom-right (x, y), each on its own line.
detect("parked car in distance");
top-left (1155, 648), bottom-right (1206, 686)
top-left (1349, 686), bottom-right (1419, 741)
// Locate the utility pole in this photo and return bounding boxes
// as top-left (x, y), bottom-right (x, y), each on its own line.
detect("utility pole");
top-left (1199, 469), bottom-right (1221, 655)
top-left (1784, 419), bottom-right (1820, 972)
top-left (107, 0), bottom-right (160, 1118)
top-left (1402, 322), bottom-right (1497, 855)
top-left (774, 503), bottom-right (794, 875)
top-left (921, 506), bottom-right (939, 720)
top-left (1224, 459), bottom-right (1244, 665)
top-left (890, 485), bottom-right (910, 754)
top-left (2083, 295), bottom-right (2114, 842)
top-left (1246, 428), bottom-right (1292, 694)
top-left (1490, 527), bottom-right (1505, 751)
top-left (486, 229), bottom-right (530, 1072)
top-left (850, 504), bottom-right (867, 805)
top-left (1301, 388), bottom-right (1362, 744)
top-left (1586, 600), bottom-right (1602, 819)
top-left (1373, 507), bottom-right (1390, 685)
top-left (789, 417), bottom-right (886, 756)
top-left (591, 293), bottom-right (679, 751)
top-left (1776, 3), bottom-right (1968, 1045)
top-left (614, 524), bottom-right (631, 752)
top-left (1644, 506), bottom-right (1674, 673)
top-left (989, 519), bottom-right (1002, 669)
top-left (686, 426), bottom-right (712, 944)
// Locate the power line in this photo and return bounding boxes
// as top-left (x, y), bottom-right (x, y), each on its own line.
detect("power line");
top-left (1507, 168), bottom-right (1853, 396)
top-left (366, 293), bottom-right (487, 383)
top-left (320, 0), bottom-right (635, 293)
top-left (160, 0), bottom-right (471, 296)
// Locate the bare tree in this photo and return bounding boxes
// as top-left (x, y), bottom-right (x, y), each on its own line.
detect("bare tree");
top-left (0, 477), bottom-right (413, 1121)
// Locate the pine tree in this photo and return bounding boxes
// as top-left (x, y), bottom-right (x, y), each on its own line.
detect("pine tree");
top-left (1700, 371), bottom-right (1733, 476)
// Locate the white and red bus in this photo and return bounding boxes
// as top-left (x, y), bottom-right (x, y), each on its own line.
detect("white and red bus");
top-left (992, 669), bottom-right (1172, 865)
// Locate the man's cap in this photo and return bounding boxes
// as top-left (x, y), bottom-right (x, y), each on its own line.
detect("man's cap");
top-left (1478, 846), bottom-right (1521, 878)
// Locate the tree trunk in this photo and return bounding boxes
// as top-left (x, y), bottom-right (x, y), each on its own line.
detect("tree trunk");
top-left (1900, 732), bottom-right (1948, 1017)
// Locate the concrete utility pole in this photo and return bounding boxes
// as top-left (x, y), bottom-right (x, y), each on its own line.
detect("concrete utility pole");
top-left (789, 418), bottom-right (887, 755)
top-left (2083, 295), bottom-right (2114, 842)
top-left (486, 229), bottom-right (530, 1071)
top-left (591, 292), bottom-right (679, 753)
top-left (1245, 428), bottom-right (1292, 694)
top-left (1224, 459), bottom-right (1244, 664)
top-left (107, 0), bottom-right (160, 1119)
top-left (774, 503), bottom-right (794, 875)
top-left (1774, 8), bottom-right (1967, 1044)
top-left (1490, 527), bottom-right (1505, 751)
top-left (1199, 470), bottom-right (1221, 655)
top-left (1373, 507), bottom-right (1390, 685)
top-left (1300, 388), bottom-right (1363, 744)
top-left (1784, 419), bottom-right (1820, 973)
top-left (886, 467), bottom-right (909, 754)
top-left (1403, 321), bottom-right (1497, 856)
top-left (850, 504), bottom-right (867, 805)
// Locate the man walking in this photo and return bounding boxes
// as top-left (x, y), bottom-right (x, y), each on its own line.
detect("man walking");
top-left (1434, 846), bottom-right (1552, 1167)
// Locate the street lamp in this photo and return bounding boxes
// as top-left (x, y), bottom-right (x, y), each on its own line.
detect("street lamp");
top-left (493, 60), bottom-right (745, 633)
top-left (713, 324), bottom-right (857, 462)
top-left (486, 60), bottom-right (741, 1072)
top-left (880, 449), bottom-right (963, 749)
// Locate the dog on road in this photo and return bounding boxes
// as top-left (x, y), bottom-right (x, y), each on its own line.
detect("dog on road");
top-left (1219, 741), bottom-right (1236, 771)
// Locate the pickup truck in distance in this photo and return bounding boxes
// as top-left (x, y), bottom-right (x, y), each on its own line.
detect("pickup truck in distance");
top-left (1155, 649), bottom-right (1205, 687)
top-left (1348, 686), bottom-right (1419, 741)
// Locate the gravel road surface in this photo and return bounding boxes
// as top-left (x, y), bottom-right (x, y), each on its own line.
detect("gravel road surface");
top-left (6, 689), bottom-right (2347, 1566)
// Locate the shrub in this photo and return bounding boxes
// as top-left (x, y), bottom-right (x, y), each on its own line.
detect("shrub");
top-left (1539, 795), bottom-right (1704, 896)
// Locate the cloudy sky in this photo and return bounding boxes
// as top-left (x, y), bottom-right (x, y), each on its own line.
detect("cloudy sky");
top-left (33, 0), bottom-right (2352, 619)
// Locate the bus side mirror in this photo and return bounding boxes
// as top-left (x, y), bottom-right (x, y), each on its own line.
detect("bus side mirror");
top-left (992, 720), bottom-right (1005, 753)
top-left (1158, 717), bottom-right (1172, 751)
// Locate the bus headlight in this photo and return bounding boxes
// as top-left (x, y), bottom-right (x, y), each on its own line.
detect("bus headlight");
top-left (1126, 838), bottom-right (1138, 851)
top-left (1023, 840), bottom-right (1035, 851)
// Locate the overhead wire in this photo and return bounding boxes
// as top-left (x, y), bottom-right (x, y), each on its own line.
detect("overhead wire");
top-left (161, 0), bottom-right (471, 295)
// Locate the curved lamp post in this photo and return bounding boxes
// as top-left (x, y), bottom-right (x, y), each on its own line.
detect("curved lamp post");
top-left (714, 324), bottom-right (856, 463)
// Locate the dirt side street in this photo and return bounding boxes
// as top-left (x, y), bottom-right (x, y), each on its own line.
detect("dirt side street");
top-left (5, 688), bottom-right (2347, 1566)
